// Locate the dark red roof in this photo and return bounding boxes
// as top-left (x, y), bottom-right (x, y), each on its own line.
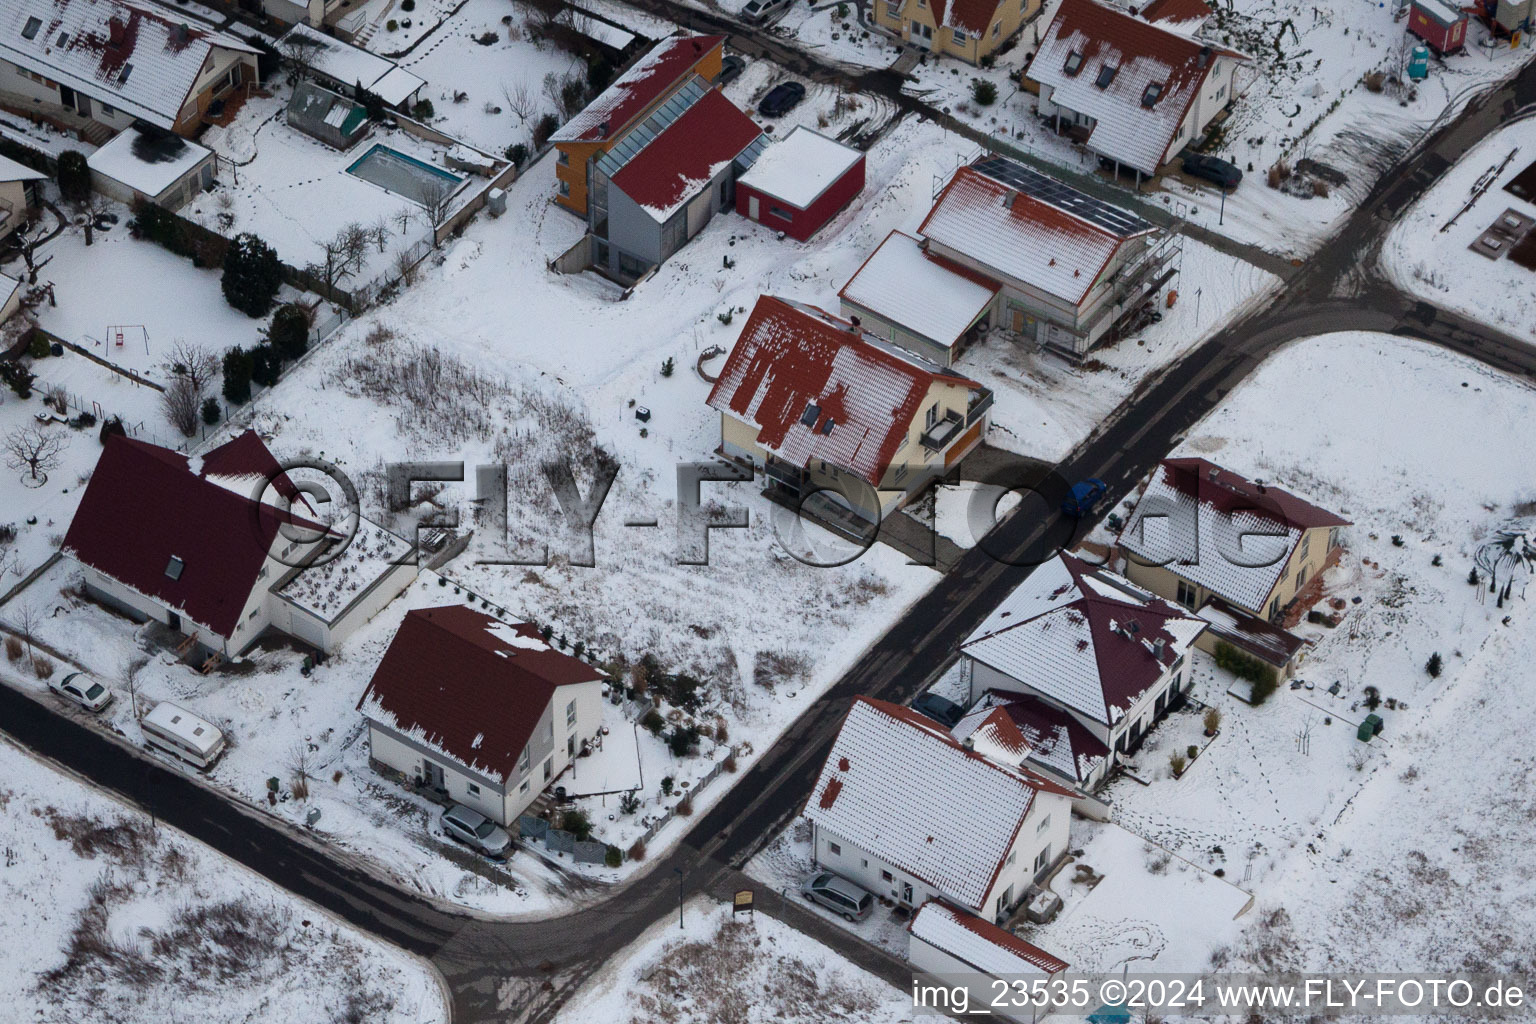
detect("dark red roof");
top-left (930, 0), bottom-right (1011, 35)
top-left (551, 35), bottom-right (725, 144)
top-left (609, 88), bottom-right (762, 220)
top-left (985, 689), bottom-right (1110, 781)
top-left (1160, 458), bottom-right (1351, 531)
top-left (706, 297), bottom-right (982, 486)
top-left (1138, 0), bottom-right (1212, 25)
top-left (63, 433), bottom-right (324, 639)
top-left (356, 606), bottom-right (606, 782)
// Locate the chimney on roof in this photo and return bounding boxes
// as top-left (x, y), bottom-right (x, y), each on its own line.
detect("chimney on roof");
top-left (849, 314), bottom-right (861, 329)
top-left (1208, 467), bottom-right (1219, 481)
top-left (1198, 45), bottom-right (1212, 68)
top-left (962, 736), bottom-right (974, 749)
top-left (173, 23), bottom-right (188, 45)
top-left (598, 120), bottom-right (610, 136)
top-left (1256, 479), bottom-right (1266, 493)
top-left (1153, 637), bottom-right (1166, 659)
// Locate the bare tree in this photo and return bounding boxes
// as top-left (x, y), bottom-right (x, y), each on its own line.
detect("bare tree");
top-left (11, 602), bottom-right (40, 665)
top-left (306, 233), bottom-right (353, 293)
top-left (121, 655), bottom-right (148, 721)
top-left (542, 72), bottom-right (570, 117)
top-left (394, 247), bottom-right (420, 287)
top-left (371, 216), bottom-right (391, 254)
top-left (418, 178), bottom-right (456, 241)
top-left (338, 222), bottom-right (372, 275)
top-left (4, 427), bottom-right (67, 484)
top-left (287, 741), bottom-right (317, 800)
top-left (278, 33), bottom-right (326, 81)
top-left (502, 80), bottom-right (537, 127)
top-left (394, 208), bottom-right (415, 234)
top-left (161, 339), bottom-right (217, 397)
top-left (160, 375), bottom-right (201, 437)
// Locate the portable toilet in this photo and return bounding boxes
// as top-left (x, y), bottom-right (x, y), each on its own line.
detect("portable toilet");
top-left (1408, 45), bottom-right (1431, 81)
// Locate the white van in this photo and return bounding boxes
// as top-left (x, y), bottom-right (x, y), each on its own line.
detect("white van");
top-left (141, 701), bottom-right (227, 769)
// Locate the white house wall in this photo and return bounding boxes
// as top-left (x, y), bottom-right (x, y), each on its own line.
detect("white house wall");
top-left (813, 822), bottom-right (954, 912)
top-left (367, 724), bottom-right (509, 822)
top-left (907, 939), bottom-right (1041, 1024)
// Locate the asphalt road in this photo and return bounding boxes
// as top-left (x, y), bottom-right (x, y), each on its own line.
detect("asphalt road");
top-left (4, 16), bottom-right (1536, 1024)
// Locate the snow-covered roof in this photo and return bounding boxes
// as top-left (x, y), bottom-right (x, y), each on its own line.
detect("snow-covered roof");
top-left (552, 34), bottom-right (723, 143)
top-left (279, 24), bottom-right (424, 106)
top-left (961, 689), bottom-right (1109, 785)
top-left (909, 900), bottom-right (1069, 975)
top-left (1028, 0), bottom-right (1247, 175)
top-left (1195, 597), bottom-right (1308, 667)
top-left (86, 123), bottom-right (210, 197)
top-left (706, 296), bottom-right (983, 486)
top-left (1138, 0), bottom-right (1212, 30)
top-left (1119, 458), bottom-right (1351, 613)
top-left (0, 0), bottom-right (258, 129)
top-left (928, 0), bottom-right (1013, 35)
top-left (609, 87), bottom-right (762, 222)
top-left (1413, 0), bottom-right (1463, 25)
top-left (838, 230), bottom-right (999, 349)
top-left (357, 606), bottom-right (606, 784)
top-left (960, 553), bottom-right (1206, 727)
top-left (0, 152), bottom-right (44, 182)
top-left (918, 161), bottom-right (1154, 305)
top-left (736, 125), bottom-right (862, 210)
top-left (805, 698), bottom-right (1073, 908)
top-left (277, 518), bottom-right (412, 622)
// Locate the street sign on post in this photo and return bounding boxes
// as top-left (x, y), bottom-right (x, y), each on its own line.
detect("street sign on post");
top-left (733, 889), bottom-right (754, 920)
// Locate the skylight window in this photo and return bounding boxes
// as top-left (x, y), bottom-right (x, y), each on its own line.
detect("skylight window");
top-left (118, 62), bottom-right (133, 84)
top-left (800, 403), bottom-right (821, 427)
top-left (1064, 51), bottom-right (1084, 75)
top-left (55, 31), bottom-right (68, 47)
top-left (1142, 82), bottom-right (1164, 107)
top-left (21, 16), bottom-right (40, 39)
top-left (819, 418), bottom-right (835, 435)
top-left (1095, 64), bottom-right (1118, 88)
top-left (165, 555), bottom-right (185, 580)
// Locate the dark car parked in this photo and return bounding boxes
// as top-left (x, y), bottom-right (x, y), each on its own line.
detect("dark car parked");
top-left (719, 55), bottom-right (747, 85)
top-left (758, 81), bottom-right (806, 117)
top-left (1062, 478), bottom-right (1108, 518)
top-left (1181, 152), bottom-right (1243, 189)
top-left (912, 692), bottom-right (965, 728)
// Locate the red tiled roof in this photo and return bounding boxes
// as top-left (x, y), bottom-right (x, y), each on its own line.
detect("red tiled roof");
top-left (1139, 0), bottom-right (1212, 26)
top-left (357, 606), bottom-right (606, 783)
top-left (609, 88), bottom-right (762, 221)
top-left (981, 689), bottom-right (1110, 784)
top-left (551, 35), bottom-right (724, 143)
top-left (706, 296), bottom-right (982, 486)
top-left (910, 899), bottom-right (1071, 974)
top-left (931, 0), bottom-right (1009, 36)
top-left (1160, 458), bottom-right (1351, 531)
top-left (62, 433), bottom-right (324, 639)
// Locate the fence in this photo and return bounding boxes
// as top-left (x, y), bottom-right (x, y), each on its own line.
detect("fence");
top-left (515, 815), bottom-right (610, 864)
top-left (636, 756), bottom-right (729, 847)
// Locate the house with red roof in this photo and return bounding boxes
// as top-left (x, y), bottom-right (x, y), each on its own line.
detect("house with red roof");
top-left (0, 0), bottom-right (261, 143)
top-left (706, 295), bottom-right (992, 529)
top-left (804, 697), bottom-right (1074, 923)
top-left (62, 431), bottom-right (417, 662)
top-left (916, 156), bottom-right (1177, 360)
top-left (1025, 0), bottom-right (1249, 179)
top-left (551, 34), bottom-right (725, 218)
top-left (583, 84), bottom-right (765, 283)
top-left (356, 605), bottom-right (607, 825)
top-left (960, 552), bottom-right (1206, 770)
top-left (1118, 458), bottom-right (1351, 639)
top-left (908, 899), bottom-right (1068, 1021)
top-left (872, 0), bottom-right (1035, 64)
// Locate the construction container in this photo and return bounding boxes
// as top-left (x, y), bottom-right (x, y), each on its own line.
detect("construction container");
top-left (1358, 713), bottom-right (1383, 741)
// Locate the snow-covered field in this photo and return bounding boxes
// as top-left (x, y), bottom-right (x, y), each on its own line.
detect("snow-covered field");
top-left (1094, 331), bottom-right (1536, 970)
top-left (1383, 112), bottom-right (1536, 342)
top-left (555, 897), bottom-right (915, 1024)
top-left (0, 731), bottom-right (445, 1024)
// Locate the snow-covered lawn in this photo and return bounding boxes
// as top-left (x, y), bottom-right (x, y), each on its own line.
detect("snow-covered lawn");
top-left (1383, 112), bottom-right (1536, 342)
top-left (555, 897), bottom-right (915, 1024)
top-left (1090, 331), bottom-right (1536, 960)
top-left (1025, 820), bottom-right (1252, 973)
top-left (0, 730), bottom-right (445, 1024)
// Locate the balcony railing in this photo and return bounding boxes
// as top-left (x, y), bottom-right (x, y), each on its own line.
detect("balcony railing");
top-left (919, 410), bottom-right (964, 452)
top-left (966, 387), bottom-right (994, 427)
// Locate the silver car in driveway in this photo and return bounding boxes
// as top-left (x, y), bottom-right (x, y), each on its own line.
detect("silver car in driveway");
top-left (49, 671), bottom-right (114, 712)
top-left (441, 804), bottom-right (512, 857)
top-left (802, 871), bottom-right (875, 921)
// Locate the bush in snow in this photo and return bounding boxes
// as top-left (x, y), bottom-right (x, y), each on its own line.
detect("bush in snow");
top-left (504, 142), bottom-right (529, 167)
top-left (970, 79), bottom-right (997, 106)
top-left (31, 655), bottom-right (54, 679)
top-left (222, 348), bottom-right (254, 404)
top-left (604, 845), bottom-right (622, 868)
top-left (1169, 751), bottom-right (1187, 776)
top-left (1214, 641), bottom-right (1278, 701)
top-left (627, 838), bottom-right (646, 861)
top-left (560, 808), bottom-right (592, 841)
top-left (666, 724), bottom-right (701, 758)
top-left (641, 709), bottom-right (665, 735)
top-left (56, 150), bottom-right (91, 205)
top-left (250, 343), bottom-right (282, 388)
top-left (221, 233), bottom-right (282, 318)
top-left (1203, 707), bottom-right (1222, 735)
top-left (4, 636), bottom-right (21, 661)
top-left (533, 113), bottom-right (559, 147)
top-left (201, 397), bottom-right (221, 426)
top-left (160, 376), bottom-right (202, 438)
top-left (1426, 652), bottom-right (1443, 678)
top-left (268, 303), bottom-right (309, 361)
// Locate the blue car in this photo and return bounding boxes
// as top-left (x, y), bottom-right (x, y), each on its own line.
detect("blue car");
top-left (1062, 478), bottom-right (1108, 518)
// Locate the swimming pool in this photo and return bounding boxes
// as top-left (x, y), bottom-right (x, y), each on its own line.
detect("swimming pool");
top-left (346, 144), bottom-right (463, 207)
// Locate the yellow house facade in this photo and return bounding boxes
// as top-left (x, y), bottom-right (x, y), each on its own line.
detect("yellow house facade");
top-left (872, 0), bottom-right (1037, 64)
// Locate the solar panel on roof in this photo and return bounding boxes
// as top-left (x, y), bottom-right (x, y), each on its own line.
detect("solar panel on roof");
top-left (971, 156), bottom-right (1152, 237)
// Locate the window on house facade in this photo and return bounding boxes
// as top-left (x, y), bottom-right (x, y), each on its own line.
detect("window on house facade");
top-left (952, 26), bottom-right (967, 42)
top-left (519, 748), bottom-right (531, 774)
top-left (881, 869), bottom-right (893, 882)
top-left (1328, 526), bottom-right (1340, 550)
top-left (1296, 565), bottom-right (1308, 591)
top-left (1215, 84), bottom-right (1226, 100)
top-left (925, 403), bottom-right (939, 429)
top-left (828, 841), bottom-right (841, 856)
top-left (1033, 845), bottom-right (1051, 873)
top-left (566, 699), bottom-right (577, 728)
top-left (558, 179), bottom-right (570, 198)
top-left (567, 734), bottom-right (576, 757)
top-left (543, 757), bottom-right (552, 781)
top-left (1036, 813), bottom-right (1051, 834)
top-left (769, 204), bottom-right (793, 221)
top-left (467, 782), bottom-right (480, 795)
top-left (884, 0), bottom-right (900, 16)
top-left (1176, 578), bottom-right (1198, 609)
top-left (557, 149), bottom-right (569, 166)
top-left (992, 21), bottom-right (1000, 37)
top-left (1005, 849), bottom-right (1016, 866)
top-left (520, 779), bottom-right (530, 794)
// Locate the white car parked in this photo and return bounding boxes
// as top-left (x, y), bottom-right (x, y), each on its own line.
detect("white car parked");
top-left (49, 671), bottom-right (114, 712)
